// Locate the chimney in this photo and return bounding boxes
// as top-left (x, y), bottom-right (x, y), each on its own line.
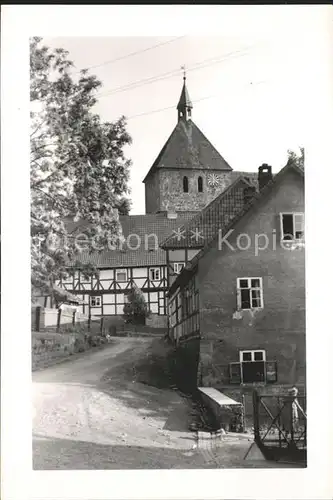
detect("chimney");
top-left (258, 164), bottom-right (272, 191)
top-left (243, 185), bottom-right (257, 205)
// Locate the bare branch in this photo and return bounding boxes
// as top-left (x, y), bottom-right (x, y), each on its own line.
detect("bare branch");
top-left (30, 118), bottom-right (47, 138)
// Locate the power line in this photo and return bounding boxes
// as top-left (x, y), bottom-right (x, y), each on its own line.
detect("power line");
top-left (74, 36), bottom-right (186, 73)
top-left (96, 43), bottom-right (260, 99)
top-left (126, 80), bottom-right (268, 121)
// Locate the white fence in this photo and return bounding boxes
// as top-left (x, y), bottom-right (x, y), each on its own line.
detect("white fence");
top-left (32, 306), bottom-right (101, 334)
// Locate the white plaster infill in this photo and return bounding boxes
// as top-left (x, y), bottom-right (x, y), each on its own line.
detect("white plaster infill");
top-left (198, 387), bottom-right (240, 406)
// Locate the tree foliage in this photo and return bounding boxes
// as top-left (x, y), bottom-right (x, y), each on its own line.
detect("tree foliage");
top-left (123, 285), bottom-right (151, 324)
top-left (30, 37), bottom-right (132, 295)
top-left (115, 196), bottom-right (132, 216)
top-left (287, 147), bottom-right (304, 169)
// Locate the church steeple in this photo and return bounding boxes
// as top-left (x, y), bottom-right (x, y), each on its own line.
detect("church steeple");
top-left (177, 68), bottom-right (193, 122)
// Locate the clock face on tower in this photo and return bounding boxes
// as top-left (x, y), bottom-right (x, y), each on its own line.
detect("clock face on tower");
top-left (207, 173), bottom-right (220, 188)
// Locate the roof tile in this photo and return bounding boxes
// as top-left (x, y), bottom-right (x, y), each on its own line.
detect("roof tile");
top-left (68, 212), bottom-right (196, 268)
top-left (143, 119), bottom-right (232, 182)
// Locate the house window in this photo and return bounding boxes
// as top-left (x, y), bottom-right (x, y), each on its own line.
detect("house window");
top-left (115, 269), bottom-right (127, 282)
top-left (198, 176), bottom-right (203, 192)
top-left (229, 352), bottom-right (277, 384)
top-left (280, 212), bottom-right (304, 241)
top-left (90, 295), bottom-right (102, 307)
top-left (237, 278), bottom-right (263, 310)
top-left (183, 176), bottom-right (189, 193)
top-left (240, 350), bottom-right (266, 383)
top-left (173, 262), bottom-right (185, 274)
top-left (149, 268), bottom-right (160, 281)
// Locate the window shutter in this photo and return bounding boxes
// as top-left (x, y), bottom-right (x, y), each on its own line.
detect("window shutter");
top-left (236, 287), bottom-right (241, 310)
top-left (265, 361), bottom-right (277, 383)
top-left (229, 362), bottom-right (241, 384)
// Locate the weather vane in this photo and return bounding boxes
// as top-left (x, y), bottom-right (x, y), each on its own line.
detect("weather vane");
top-left (181, 64), bottom-right (186, 80)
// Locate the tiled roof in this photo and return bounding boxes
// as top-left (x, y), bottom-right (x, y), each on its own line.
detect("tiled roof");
top-left (169, 162), bottom-right (304, 294)
top-left (143, 119), bottom-right (232, 182)
top-left (67, 212), bottom-right (196, 269)
top-left (161, 176), bottom-right (254, 250)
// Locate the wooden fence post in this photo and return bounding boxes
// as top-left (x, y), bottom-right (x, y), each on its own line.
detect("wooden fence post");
top-left (100, 317), bottom-right (104, 335)
top-left (252, 390), bottom-right (260, 442)
top-left (242, 394), bottom-right (246, 432)
top-left (35, 306), bottom-right (41, 332)
top-left (56, 308), bottom-right (61, 333)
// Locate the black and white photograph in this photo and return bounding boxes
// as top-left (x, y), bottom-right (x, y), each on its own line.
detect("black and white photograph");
top-left (2, 5), bottom-right (333, 500)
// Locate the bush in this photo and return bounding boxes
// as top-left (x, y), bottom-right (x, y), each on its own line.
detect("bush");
top-left (123, 285), bottom-right (151, 325)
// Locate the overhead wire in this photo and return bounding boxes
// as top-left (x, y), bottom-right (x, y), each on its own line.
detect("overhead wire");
top-left (125, 80), bottom-right (268, 121)
top-left (95, 43), bottom-right (261, 99)
top-left (73, 36), bottom-right (186, 73)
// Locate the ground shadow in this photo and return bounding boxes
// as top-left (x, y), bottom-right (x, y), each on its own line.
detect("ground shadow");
top-left (32, 434), bottom-right (296, 470)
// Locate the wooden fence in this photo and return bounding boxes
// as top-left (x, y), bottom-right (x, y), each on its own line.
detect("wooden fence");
top-left (32, 306), bottom-right (103, 335)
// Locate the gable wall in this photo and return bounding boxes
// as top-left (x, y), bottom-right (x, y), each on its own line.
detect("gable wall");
top-left (197, 169), bottom-right (305, 387)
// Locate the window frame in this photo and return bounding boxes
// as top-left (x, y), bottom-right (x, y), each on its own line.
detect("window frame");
top-left (236, 277), bottom-right (264, 310)
top-left (239, 349), bottom-right (266, 384)
top-left (115, 269), bottom-right (127, 282)
top-left (173, 262), bottom-right (185, 275)
top-left (239, 350), bottom-right (266, 362)
top-left (90, 295), bottom-right (102, 307)
top-left (280, 212), bottom-right (304, 241)
top-left (149, 267), bottom-right (160, 282)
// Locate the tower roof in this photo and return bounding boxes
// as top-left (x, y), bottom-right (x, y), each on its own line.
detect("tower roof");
top-left (177, 76), bottom-right (193, 111)
top-left (143, 118), bottom-right (232, 183)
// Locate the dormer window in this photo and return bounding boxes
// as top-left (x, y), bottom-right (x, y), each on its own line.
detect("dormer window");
top-left (198, 176), bottom-right (203, 192)
top-left (183, 176), bottom-right (189, 193)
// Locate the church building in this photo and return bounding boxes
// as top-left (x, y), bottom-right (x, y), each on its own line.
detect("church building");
top-left (55, 76), bottom-right (257, 326)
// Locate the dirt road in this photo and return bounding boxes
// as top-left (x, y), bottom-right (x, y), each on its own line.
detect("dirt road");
top-left (32, 337), bottom-right (285, 469)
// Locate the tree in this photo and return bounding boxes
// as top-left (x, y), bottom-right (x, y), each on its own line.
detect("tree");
top-left (123, 285), bottom-right (151, 325)
top-left (287, 147), bottom-right (304, 169)
top-left (30, 37), bottom-right (132, 297)
top-left (115, 196), bottom-right (132, 216)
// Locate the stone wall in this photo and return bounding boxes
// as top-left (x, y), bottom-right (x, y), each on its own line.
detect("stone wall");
top-left (145, 167), bottom-right (258, 214)
top-left (158, 169), bottom-right (233, 213)
top-left (32, 331), bottom-right (77, 370)
top-left (197, 168), bottom-right (305, 389)
top-left (32, 331), bottom-right (110, 371)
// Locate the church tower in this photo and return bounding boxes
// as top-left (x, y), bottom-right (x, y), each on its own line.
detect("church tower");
top-left (143, 76), bottom-right (235, 214)
top-left (177, 74), bottom-right (193, 122)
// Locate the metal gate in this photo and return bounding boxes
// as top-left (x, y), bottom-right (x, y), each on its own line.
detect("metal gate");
top-left (252, 390), bottom-right (307, 464)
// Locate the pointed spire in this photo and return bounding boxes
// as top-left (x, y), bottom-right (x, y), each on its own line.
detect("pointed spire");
top-left (177, 66), bottom-right (192, 122)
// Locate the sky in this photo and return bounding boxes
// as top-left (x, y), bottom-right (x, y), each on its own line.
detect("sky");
top-left (43, 32), bottom-right (309, 215)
